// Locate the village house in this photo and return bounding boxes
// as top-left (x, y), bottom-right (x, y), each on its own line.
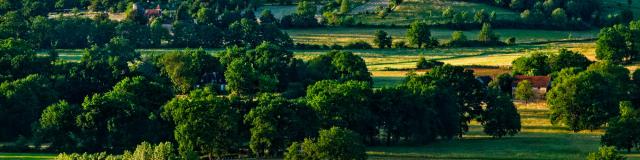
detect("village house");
top-left (512, 75), bottom-right (552, 94)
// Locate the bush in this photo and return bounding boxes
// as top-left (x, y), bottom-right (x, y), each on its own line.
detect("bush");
top-left (344, 40), bottom-right (373, 49)
top-left (416, 57), bottom-right (444, 69)
top-left (393, 41), bottom-right (408, 48)
top-left (506, 37), bottom-right (516, 45)
top-left (586, 146), bottom-right (626, 160)
top-left (55, 142), bottom-right (177, 160)
top-left (285, 127), bottom-right (366, 160)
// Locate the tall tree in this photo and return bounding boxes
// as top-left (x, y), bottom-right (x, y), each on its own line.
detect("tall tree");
top-left (406, 21), bottom-right (431, 48)
top-left (162, 87), bottom-right (240, 158)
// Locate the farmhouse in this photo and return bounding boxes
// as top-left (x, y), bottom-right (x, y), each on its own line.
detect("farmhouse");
top-left (144, 5), bottom-right (162, 18)
top-left (512, 75), bottom-right (551, 93)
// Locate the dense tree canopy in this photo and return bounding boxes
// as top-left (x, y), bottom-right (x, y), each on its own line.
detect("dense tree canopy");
top-left (162, 87), bottom-right (241, 158)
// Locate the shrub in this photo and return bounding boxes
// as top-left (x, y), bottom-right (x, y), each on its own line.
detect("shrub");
top-left (586, 146), bottom-right (626, 160)
top-left (284, 127), bottom-right (366, 160)
top-left (506, 37), bottom-right (516, 45)
top-left (416, 57), bottom-right (444, 69)
top-left (344, 40), bottom-right (372, 49)
top-left (393, 40), bottom-right (408, 48)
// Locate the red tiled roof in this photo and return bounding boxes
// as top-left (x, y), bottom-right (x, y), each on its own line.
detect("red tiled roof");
top-left (514, 75), bottom-right (551, 88)
top-left (145, 9), bottom-right (161, 17)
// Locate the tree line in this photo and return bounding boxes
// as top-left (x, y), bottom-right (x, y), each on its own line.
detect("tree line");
top-left (0, 32), bottom-right (522, 158)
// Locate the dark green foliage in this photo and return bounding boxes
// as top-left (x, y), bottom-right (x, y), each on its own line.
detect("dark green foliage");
top-left (372, 85), bottom-right (459, 144)
top-left (481, 88), bottom-right (521, 138)
top-left (489, 73), bottom-right (513, 95)
top-left (0, 74), bottom-right (58, 141)
top-left (0, 38), bottom-right (53, 81)
top-left (344, 40), bottom-right (372, 49)
top-left (511, 52), bottom-right (550, 76)
top-left (285, 127), bottom-right (367, 160)
top-left (547, 65), bottom-right (626, 131)
top-left (373, 30), bottom-right (392, 49)
top-left (37, 100), bottom-right (81, 152)
top-left (478, 23), bottom-right (499, 42)
top-left (162, 87), bottom-right (240, 158)
top-left (596, 25), bottom-right (633, 64)
top-left (223, 42), bottom-right (297, 95)
top-left (245, 93), bottom-right (318, 157)
top-left (416, 57), bottom-right (444, 69)
top-left (305, 80), bottom-right (376, 140)
top-left (63, 37), bottom-right (139, 103)
top-left (602, 101), bottom-right (640, 153)
top-left (586, 146), bottom-right (627, 160)
top-left (406, 21), bottom-right (431, 48)
top-left (404, 65), bottom-right (485, 136)
top-left (259, 9), bottom-right (278, 25)
top-left (159, 49), bottom-right (223, 94)
top-left (548, 49), bottom-right (592, 72)
top-left (306, 51), bottom-right (372, 83)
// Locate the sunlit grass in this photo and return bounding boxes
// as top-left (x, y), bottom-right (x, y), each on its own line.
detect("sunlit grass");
top-left (0, 153), bottom-right (56, 160)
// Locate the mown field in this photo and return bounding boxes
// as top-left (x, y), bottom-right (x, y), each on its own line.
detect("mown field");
top-left (285, 27), bottom-right (598, 46)
top-left (0, 153), bottom-right (56, 160)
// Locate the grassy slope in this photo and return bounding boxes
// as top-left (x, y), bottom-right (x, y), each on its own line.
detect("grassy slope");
top-left (0, 153), bottom-right (55, 160)
top-left (368, 101), bottom-right (640, 160)
top-left (354, 0), bottom-right (520, 26)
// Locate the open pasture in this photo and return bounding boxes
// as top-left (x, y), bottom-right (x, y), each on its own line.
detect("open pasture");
top-left (0, 153), bottom-right (55, 160)
top-left (285, 27), bottom-right (598, 46)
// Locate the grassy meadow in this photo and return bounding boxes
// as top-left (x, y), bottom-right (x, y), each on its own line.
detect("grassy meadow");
top-left (285, 27), bottom-right (598, 46)
top-left (353, 0), bottom-right (520, 26)
top-left (0, 153), bottom-right (56, 160)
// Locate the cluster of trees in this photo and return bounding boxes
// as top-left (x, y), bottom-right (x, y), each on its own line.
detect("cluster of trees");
top-left (406, 21), bottom-right (506, 49)
top-left (462, 0), bottom-right (631, 28)
top-left (0, 32), bottom-right (522, 159)
top-left (596, 20), bottom-right (640, 64)
top-left (0, 0), bottom-right (293, 49)
top-left (511, 49), bottom-right (592, 76)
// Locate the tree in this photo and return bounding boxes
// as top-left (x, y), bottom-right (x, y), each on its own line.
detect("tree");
top-left (602, 101), bottom-right (640, 153)
top-left (489, 73), bottom-right (514, 95)
top-left (405, 65), bottom-right (485, 136)
top-left (306, 80), bottom-right (376, 139)
top-left (547, 70), bottom-right (622, 131)
top-left (511, 52), bottom-right (550, 76)
top-left (159, 49), bottom-right (224, 94)
top-left (406, 21), bottom-right (431, 48)
top-left (285, 127), bottom-right (366, 160)
top-left (0, 74), bottom-right (58, 141)
top-left (0, 38), bottom-right (53, 81)
top-left (482, 88), bottom-right (521, 138)
top-left (244, 93), bottom-right (317, 157)
top-left (340, 0), bottom-right (350, 14)
top-left (259, 9), bottom-right (278, 24)
top-left (586, 146), bottom-right (626, 160)
top-left (515, 80), bottom-right (534, 103)
top-left (548, 49), bottom-right (591, 72)
top-left (596, 25), bottom-right (631, 64)
top-left (306, 51), bottom-right (372, 83)
top-left (162, 87), bottom-right (240, 158)
top-left (373, 30), bottom-right (392, 49)
top-left (416, 57), bottom-right (444, 69)
top-left (478, 23), bottom-right (498, 42)
top-left (37, 100), bottom-right (81, 152)
top-left (550, 8), bottom-right (567, 25)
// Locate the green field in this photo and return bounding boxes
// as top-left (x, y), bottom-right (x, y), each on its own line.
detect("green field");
top-left (285, 27), bottom-right (598, 46)
top-left (353, 0), bottom-right (521, 26)
top-left (0, 153), bottom-right (55, 160)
